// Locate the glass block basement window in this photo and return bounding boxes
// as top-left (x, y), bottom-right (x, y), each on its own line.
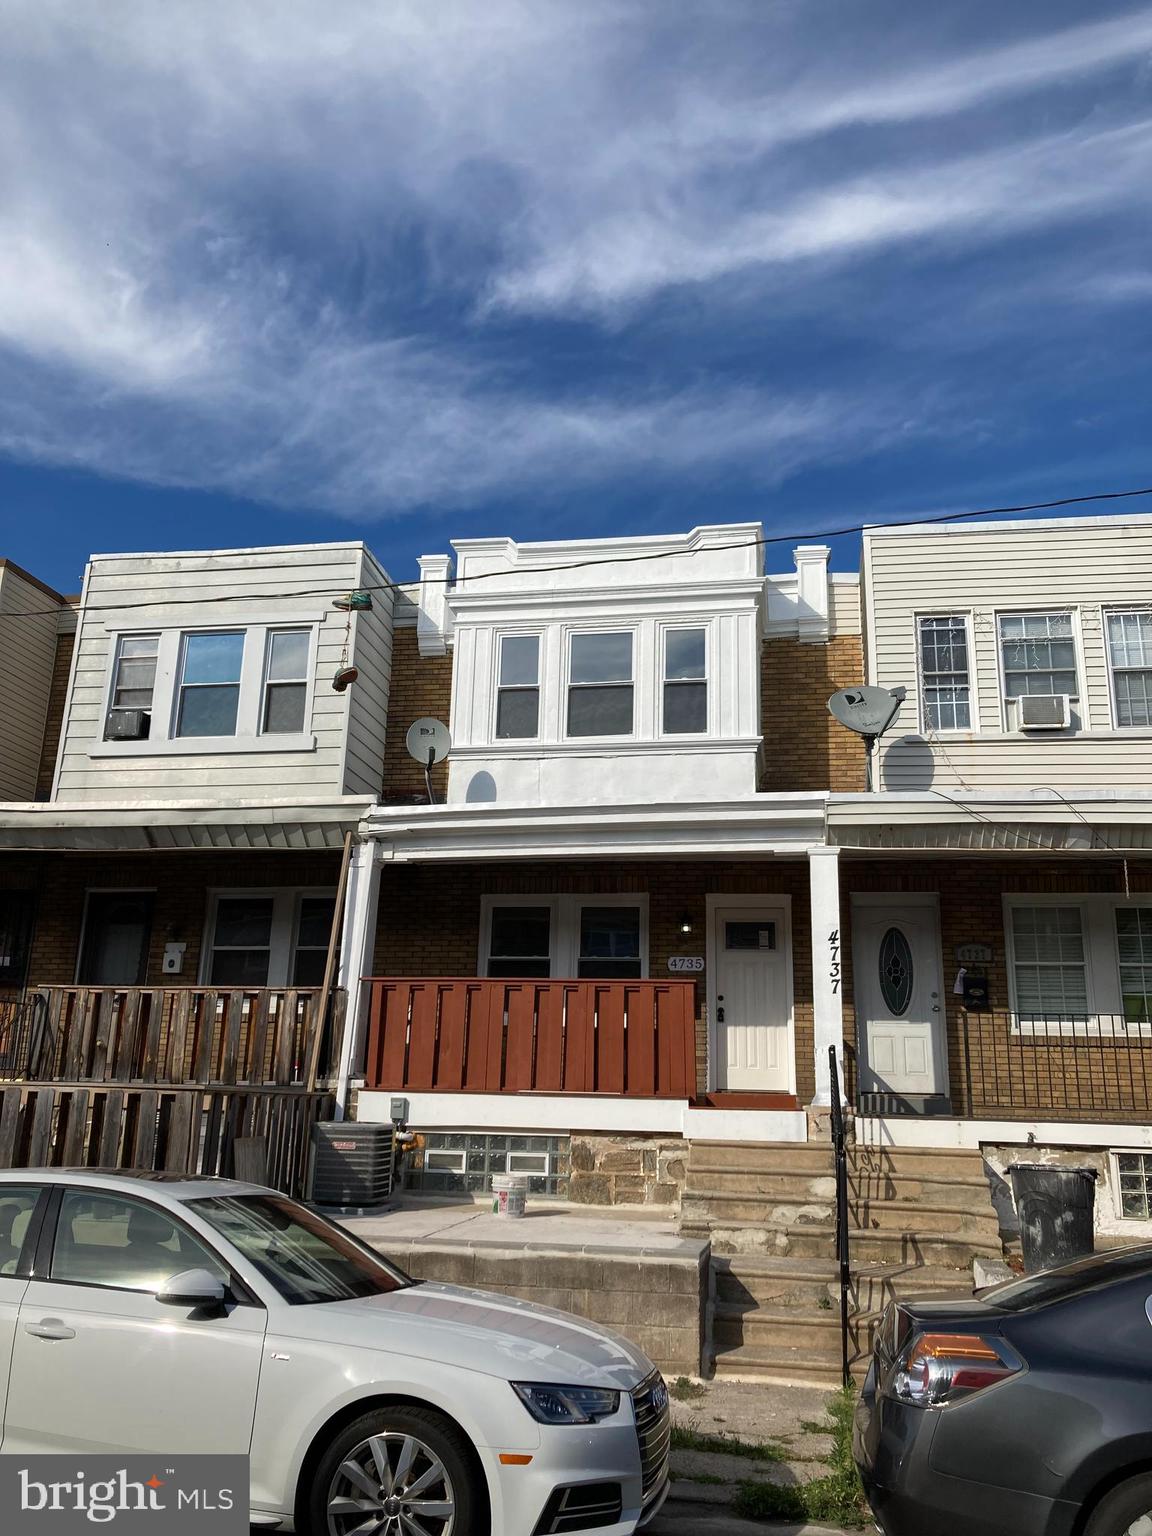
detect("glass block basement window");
top-left (410, 1134), bottom-right (570, 1197)
top-left (1115, 1152), bottom-right (1152, 1220)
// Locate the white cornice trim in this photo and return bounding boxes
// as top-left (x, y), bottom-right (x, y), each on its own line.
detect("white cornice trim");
top-left (448, 736), bottom-right (764, 760)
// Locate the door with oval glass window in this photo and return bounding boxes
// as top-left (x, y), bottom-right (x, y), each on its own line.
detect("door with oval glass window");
top-left (852, 901), bottom-right (947, 1101)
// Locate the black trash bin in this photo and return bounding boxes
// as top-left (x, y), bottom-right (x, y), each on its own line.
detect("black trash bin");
top-left (1008, 1163), bottom-right (1097, 1273)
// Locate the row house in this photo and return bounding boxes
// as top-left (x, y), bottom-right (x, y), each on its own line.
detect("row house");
top-left (1, 516), bottom-right (1151, 1249)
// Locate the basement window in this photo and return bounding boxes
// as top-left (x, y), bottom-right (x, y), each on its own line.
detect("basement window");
top-left (1114, 1152), bottom-right (1152, 1220)
top-left (411, 1134), bottom-right (569, 1197)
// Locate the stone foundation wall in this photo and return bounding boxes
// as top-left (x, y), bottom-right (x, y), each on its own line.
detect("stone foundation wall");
top-left (568, 1134), bottom-right (689, 1208)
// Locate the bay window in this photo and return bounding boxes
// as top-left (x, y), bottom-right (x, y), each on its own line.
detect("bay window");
top-left (496, 634), bottom-right (541, 739)
top-left (662, 628), bottom-right (707, 734)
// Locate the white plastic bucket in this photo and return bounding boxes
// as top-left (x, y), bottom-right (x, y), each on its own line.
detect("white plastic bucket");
top-left (491, 1174), bottom-right (528, 1218)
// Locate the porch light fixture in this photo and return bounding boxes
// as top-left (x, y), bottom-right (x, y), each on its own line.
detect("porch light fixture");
top-left (678, 913), bottom-right (693, 935)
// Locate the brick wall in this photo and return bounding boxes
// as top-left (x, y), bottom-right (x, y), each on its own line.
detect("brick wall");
top-left (760, 633), bottom-right (867, 791)
top-left (372, 857), bottom-right (817, 1101)
top-left (34, 628), bottom-right (75, 800)
top-left (0, 850), bottom-right (341, 986)
top-left (380, 626), bottom-right (453, 803)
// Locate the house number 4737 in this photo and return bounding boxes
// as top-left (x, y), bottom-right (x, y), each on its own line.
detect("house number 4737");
top-left (828, 928), bottom-right (841, 994)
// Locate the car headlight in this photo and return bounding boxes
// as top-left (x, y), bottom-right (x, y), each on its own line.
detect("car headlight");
top-left (511, 1382), bottom-right (621, 1425)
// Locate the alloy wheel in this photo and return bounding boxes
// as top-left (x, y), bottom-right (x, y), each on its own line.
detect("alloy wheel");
top-left (326, 1431), bottom-right (456, 1536)
top-left (1126, 1519), bottom-right (1152, 1536)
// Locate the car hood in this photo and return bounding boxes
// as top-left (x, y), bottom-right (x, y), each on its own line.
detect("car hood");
top-left (284, 1282), bottom-right (657, 1388)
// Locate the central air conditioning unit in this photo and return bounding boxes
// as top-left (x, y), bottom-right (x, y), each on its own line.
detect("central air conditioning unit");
top-left (1016, 694), bottom-right (1071, 730)
top-left (104, 708), bottom-right (150, 741)
top-left (309, 1121), bottom-right (396, 1211)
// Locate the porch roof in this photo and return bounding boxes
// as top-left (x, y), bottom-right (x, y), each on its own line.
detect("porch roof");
top-left (828, 790), bottom-right (1152, 853)
top-left (0, 796), bottom-right (374, 852)
top-left (365, 793), bottom-right (827, 862)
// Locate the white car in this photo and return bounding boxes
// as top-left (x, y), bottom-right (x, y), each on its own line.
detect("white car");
top-left (0, 1170), bottom-right (670, 1534)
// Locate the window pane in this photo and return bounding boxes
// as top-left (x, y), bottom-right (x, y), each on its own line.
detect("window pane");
top-left (726, 921), bottom-right (776, 951)
top-left (51, 1191), bottom-right (223, 1293)
top-left (120, 636), bottom-right (159, 659)
top-left (567, 684), bottom-right (633, 736)
top-left (919, 616), bottom-right (971, 730)
top-left (1000, 614), bottom-right (1077, 699)
top-left (487, 958), bottom-right (551, 978)
top-left (489, 906), bottom-right (551, 959)
top-left (1117, 908), bottom-right (1152, 1023)
top-left (297, 896), bottom-right (336, 949)
top-left (178, 684), bottom-right (240, 736)
top-left (115, 659), bottom-right (157, 693)
top-left (0, 1187), bottom-right (41, 1276)
top-left (264, 681), bottom-right (306, 733)
top-left (1011, 906), bottom-right (1088, 1016)
top-left (496, 688), bottom-right (539, 739)
top-left (665, 628), bottom-right (706, 680)
top-left (213, 897), bottom-right (274, 948)
top-left (182, 632), bottom-right (244, 685)
top-left (570, 632), bottom-right (632, 683)
top-left (579, 906), bottom-right (640, 960)
top-left (266, 630), bottom-right (309, 681)
top-left (210, 948), bottom-right (271, 985)
top-left (292, 948), bottom-right (327, 986)
top-left (1115, 673), bottom-right (1152, 729)
top-left (500, 635), bottom-right (539, 686)
top-left (664, 680), bottom-right (707, 733)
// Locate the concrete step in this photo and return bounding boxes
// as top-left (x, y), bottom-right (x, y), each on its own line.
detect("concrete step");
top-left (849, 1146), bottom-right (988, 1179)
top-left (852, 1199), bottom-right (1001, 1235)
top-left (713, 1255), bottom-right (973, 1309)
top-left (681, 1190), bottom-right (834, 1227)
top-left (684, 1189), bottom-right (999, 1234)
top-left (688, 1141), bottom-right (836, 1174)
top-left (689, 1219), bottom-right (1002, 1265)
top-left (686, 1165), bottom-right (992, 1206)
top-left (713, 1302), bottom-right (883, 1354)
top-left (709, 1341), bottom-right (861, 1387)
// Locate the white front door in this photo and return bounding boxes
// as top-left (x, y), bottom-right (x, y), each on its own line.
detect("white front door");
top-left (853, 901), bottom-right (947, 1098)
top-left (713, 905), bottom-right (791, 1091)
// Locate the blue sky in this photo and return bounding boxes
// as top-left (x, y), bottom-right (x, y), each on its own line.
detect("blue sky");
top-left (2, 0), bottom-right (1151, 594)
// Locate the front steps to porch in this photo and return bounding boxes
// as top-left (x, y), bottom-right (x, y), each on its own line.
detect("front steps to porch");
top-left (679, 1140), bottom-right (1004, 1385)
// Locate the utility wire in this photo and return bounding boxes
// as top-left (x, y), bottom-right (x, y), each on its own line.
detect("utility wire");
top-left (3, 480), bottom-right (1152, 621)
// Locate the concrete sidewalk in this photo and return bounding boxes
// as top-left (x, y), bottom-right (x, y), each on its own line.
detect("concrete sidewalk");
top-left (344, 1195), bottom-right (691, 1255)
top-left (649, 1502), bottom-right (855, 1534)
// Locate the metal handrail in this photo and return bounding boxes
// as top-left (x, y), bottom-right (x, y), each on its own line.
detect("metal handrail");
top-left (829, 1044), bottom-right (851, 1387)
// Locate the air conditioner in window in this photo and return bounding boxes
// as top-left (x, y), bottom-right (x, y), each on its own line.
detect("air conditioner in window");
top-left (104, 708), bottom-right (150, 741)
top-left (1015, 694), bottom-right (1071, 730)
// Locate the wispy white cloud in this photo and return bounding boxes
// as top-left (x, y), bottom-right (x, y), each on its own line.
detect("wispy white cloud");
top-left (0, 1), bottom-right (1148, 515)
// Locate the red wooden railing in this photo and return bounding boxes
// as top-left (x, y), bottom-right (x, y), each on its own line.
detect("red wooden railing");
top-left (363, 978), bottom-right (698, 1098)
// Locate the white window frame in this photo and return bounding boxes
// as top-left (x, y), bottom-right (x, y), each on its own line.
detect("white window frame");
top-left (1105, 607), bottom-right (1152, 732)
top-left (659, 622), bottom-right (710, 737)
top-left (491, 630), bottom-right (543, 741)
top-left (1110, 1149), bottom-right (1152, 1222)
top-left (915, 611), bottom-right (976, 735)
top-left (564, 627), bottom-right (639, 743)
top-left (477, 894), bottom-right (650, 979)
top-left (94, 615), bottom-right (321, 756)
top-left (200, 887), bottom-right (337, 988)
top-left (996, 608), bottom-right (1082, 733)
top-left (1003, 893), bottom-right (1152, 1037)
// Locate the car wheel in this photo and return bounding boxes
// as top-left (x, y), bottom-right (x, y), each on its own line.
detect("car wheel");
top-left (311, 1405), bottom-right (483, 1536)
top-left (1084, 1475), bottom-right (1152, 1536)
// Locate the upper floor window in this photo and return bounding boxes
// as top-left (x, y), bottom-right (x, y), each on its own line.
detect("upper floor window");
top-left (1107, 610), bottom-right (1152, 729)
top-left (496, 634), bottom-right (540, 739)
top-left (177, 632), bottom-right (244, 737)
top-left (105, 635), bottom-right (159, 740)
top-left (567, 632), bottom-right (633, 737)
top-left (917, 615), bottom-right (971, 732)
top-left (999, 612), bottom-right (1077, 702)
top-left (263, 629), bottom-right (310, 734)
top-left (663, 628), bottom-right (707, 734)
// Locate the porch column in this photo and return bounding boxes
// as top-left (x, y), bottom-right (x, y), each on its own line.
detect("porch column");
top-left (808, 846), bottom-right (844, 1107)
top-left (333, 838), bottom-right (384, 1119)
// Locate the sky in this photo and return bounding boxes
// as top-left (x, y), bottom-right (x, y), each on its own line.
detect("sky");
top-left (1, 0), bottom-right (1151, 594)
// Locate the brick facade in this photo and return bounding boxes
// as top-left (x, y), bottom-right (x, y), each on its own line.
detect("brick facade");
top-left (380, 626), bottom-right (453, 803)
top-left (372, 857), bottom-right (818, 1101)
top-left (34, 628), bottom-right (75, 801)
top-left (760, 633), bottom-right (867, 791)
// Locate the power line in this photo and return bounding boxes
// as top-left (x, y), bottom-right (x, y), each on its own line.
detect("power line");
top-left (2, 480), bottom-right (1152, 621)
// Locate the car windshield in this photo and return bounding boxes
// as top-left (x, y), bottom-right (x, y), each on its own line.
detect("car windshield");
top-left (981, 1244), bottom-right (1152, 1312)
top-left (186, 1193), bottom-right (413, 1305)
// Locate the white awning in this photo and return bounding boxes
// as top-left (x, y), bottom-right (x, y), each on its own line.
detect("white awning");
top-left (0, 797), bottom-right (374, 852)
top-left (827, 791), bottom-right (1152, 854)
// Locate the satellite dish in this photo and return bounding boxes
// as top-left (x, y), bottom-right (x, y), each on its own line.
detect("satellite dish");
top-left (405, 718), bottom-right (452, 766)
top-left (827, 686), bottom-right (906, 739)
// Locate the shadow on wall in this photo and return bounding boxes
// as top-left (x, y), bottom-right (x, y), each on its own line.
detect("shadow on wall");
top-left (465, 770), bottom-right (498, 803)
top-left (880, 736), bottom-right (936, 791)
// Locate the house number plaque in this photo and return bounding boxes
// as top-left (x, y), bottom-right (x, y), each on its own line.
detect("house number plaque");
top-left (668, 956), bottom-right (705, 973)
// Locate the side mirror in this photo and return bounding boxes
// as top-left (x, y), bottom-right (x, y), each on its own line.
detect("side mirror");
top-left (156, 1268), bottom-right (227, 1307)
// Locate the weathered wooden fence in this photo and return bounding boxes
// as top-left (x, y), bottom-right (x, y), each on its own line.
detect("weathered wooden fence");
top-left (364, 977), bottom-right (699, 1097)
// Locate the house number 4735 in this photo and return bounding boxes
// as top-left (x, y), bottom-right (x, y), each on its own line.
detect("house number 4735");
top-left (828, 928), bottom-right (841, 994)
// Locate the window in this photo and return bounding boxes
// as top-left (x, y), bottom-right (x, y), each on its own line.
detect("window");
top-left (663, 628), bottom-right (707, 734)
top-left (410, 1134), bottom-right (570, 1197)
top-left (578, 905), bottom-right (642, 979)
top-left (176, 631), bottom-right (245, 737)
top-left (496, 634), bottom-right (540, 739)
top-left (567, 632), bottom-right (633, 737)
top-left (78, 891), bottom-right (154, 985)
top-left (292, 895), bottom-right (337, 986)
top-left (209, 896), bottom-right (274, 985)
top-left (999, 613), bottom-right (1077, 702)
top-left (204, 888), bottom-right (335, 987)
top-left (1116, 908), bottom-right (1152, 1024)
top-left (486, 905), bottom-right (552, 978)
top-left (1114, 1152), bottom-right (1152, 1220)
top-left (1010, 905), bottom-right (1089, 1020)
top-left (1107, 610), bottom-right (1152, 728)
top-left (725, 920), bottom-right (776, 951)
top-left (0, 1186), bottom-right (42, 1276)
top-left (51, 1190), bottom-right (224, 1293)
top-left (262, 630), bottom-right (310, 734)
top-left (917, 615), bottom-right (971, 731)
top-left (105, 634), bottom-right (159, 738)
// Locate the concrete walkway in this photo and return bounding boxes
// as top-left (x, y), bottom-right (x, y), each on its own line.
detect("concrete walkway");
top-left (649, 1506), bottom-right (854, 1534)
top-left (344, 1196), bottom-right (694, 1256)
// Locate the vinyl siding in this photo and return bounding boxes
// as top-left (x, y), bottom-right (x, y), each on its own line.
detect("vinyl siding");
top-left (866, 518), bottom-right (1152, 790)
top-left (54, 544), bottom-right (394, 802)
top-left (829, 577), bottom-right (862, 636)
top-left (0, 565), bottom-right (66, 800)
top-left (341, 546), bottom-right (394, 796)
